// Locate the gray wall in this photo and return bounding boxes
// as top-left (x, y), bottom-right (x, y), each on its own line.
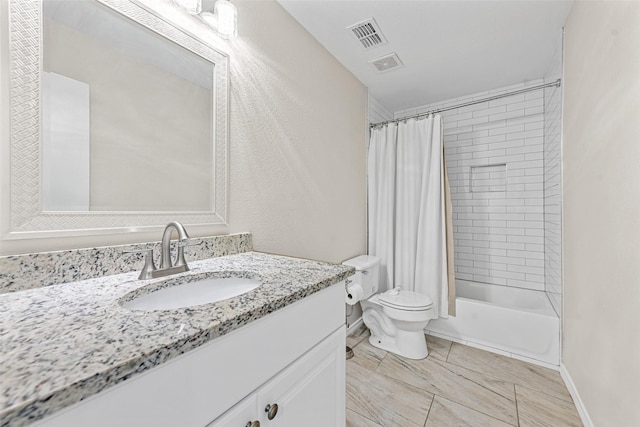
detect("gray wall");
top-left (563, 1), bottom-right (640, 425)
top-left (227, 0), bottom-right (368, 264)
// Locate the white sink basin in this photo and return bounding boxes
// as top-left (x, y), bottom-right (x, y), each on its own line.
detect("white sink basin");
top-left (123, 277), bottom-right (261, 311)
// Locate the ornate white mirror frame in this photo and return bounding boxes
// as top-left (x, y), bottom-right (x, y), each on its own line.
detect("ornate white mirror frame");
top-left (1, 0), bottom-right (229, 248)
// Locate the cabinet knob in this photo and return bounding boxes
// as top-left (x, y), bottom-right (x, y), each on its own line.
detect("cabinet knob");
top-left (245, 422), bottom-right (260, 427)
top-left (264, 403), bottom-right (279, 420)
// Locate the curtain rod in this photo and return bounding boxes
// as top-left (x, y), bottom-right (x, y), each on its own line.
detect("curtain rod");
top-left (370, 79), bottom-right (561, 129)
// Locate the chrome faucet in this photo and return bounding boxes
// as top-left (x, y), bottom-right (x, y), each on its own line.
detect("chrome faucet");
top-left (126, 221), bottom-right (197, 280)
top-left (160, 221), bottom-right (190, 271)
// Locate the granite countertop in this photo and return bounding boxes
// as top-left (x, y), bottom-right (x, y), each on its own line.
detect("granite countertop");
top-left (0, 252), bottom-right (354, 427)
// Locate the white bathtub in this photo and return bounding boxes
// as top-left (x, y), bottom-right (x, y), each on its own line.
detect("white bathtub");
top-left (427, 280), bottom-right (560, 366)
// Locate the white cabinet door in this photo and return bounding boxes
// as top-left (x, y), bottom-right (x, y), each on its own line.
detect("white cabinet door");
top-left (207, 394), bottom-right (258, 427)
top-left (257, 328), bottom-right (345, 427)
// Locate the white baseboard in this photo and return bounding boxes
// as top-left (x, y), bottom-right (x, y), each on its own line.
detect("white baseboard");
top-left (560, 363), bottom-right (593, 427)
top-left (346, 317), bottom-right (364, 335)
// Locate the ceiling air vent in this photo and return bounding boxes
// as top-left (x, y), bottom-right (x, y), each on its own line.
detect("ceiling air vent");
top-left (369, 52), bottom-right (403, 73)
top-left (347, 18), bottom-right (387, 50)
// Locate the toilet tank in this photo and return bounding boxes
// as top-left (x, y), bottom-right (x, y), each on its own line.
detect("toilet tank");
top-left (342, 255), bottom-right (380, 298)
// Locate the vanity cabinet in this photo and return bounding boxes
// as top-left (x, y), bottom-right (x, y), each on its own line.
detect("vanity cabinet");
top-left (208, 328), bottom-right (344, 427)
top-left (207, 394), bottom-right (259, 427)
top-left (33, 283), bottom-right (346, 427)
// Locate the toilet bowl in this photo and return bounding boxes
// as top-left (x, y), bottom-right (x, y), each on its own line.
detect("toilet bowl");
top-left (361, 289), bottom-right (433, 359)
top-left (343, 255), bottom-right (433, 360)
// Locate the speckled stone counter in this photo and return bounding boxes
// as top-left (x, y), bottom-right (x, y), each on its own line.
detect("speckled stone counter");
top-left (0, 252), bottom-right (354, 427)
top-left (0, 233), bottom-right (253, 294)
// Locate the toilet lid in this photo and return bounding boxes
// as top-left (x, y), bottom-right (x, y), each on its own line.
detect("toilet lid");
top-left (378, 289), bottom-right (433, 310)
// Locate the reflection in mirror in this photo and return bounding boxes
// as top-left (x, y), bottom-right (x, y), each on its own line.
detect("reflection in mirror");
top-left (4, 0), bottom-right (228, 245)
top-left (42, 0), bottom-right (214, 212)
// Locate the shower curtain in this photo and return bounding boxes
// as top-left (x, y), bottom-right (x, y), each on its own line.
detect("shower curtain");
top-left (368, 115), bottom-right (451, 319)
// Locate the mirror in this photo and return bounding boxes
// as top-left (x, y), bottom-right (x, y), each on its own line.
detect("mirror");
top-left (43, 0), bottom-right (214, 212)
top-left (3, 0), bottom-right (228, 239)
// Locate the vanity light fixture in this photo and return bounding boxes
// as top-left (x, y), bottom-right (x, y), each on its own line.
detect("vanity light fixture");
top-left (173, 0), bottom-right (202, 15)
top-left (201, 0), bottom-right (238, 39)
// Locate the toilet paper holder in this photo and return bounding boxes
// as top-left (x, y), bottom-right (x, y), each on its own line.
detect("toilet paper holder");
top-left (345, 279), bottom-right (365, 305)
top-left (345, 278), bottom-right (354, 301)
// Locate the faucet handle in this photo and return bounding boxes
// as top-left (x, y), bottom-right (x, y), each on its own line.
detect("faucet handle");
top-left (177, 238), bottom-right (202, 248)
top-left (123, 248), bottom-right (157, 280)
top-left (122, 247), bottom-right (154, 257)
top-left (122, 243), bottom-right (155, 254)
top-left (172, 239), bottom-right (201, 269)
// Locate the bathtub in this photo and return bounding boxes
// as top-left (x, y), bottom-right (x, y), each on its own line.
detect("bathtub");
top-left (427, 280), bottom-right (560, 366)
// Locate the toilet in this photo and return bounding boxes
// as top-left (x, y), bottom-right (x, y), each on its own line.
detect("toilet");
top-left (343, 255), bottom-right (433, 360)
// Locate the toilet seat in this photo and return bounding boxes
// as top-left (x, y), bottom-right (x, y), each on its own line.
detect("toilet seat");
top-left (379, 289), bottom-right (433, 311)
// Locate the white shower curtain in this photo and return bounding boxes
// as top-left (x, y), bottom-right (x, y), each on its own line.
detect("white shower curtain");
top-left (368, 115), bottom-right (449, 319)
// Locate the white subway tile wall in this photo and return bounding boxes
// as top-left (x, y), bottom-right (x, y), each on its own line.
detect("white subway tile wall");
top-left (396, 80), bottom-right (549, 291)
top-left (470, 164), bottom-right (507, 192)
top-left (544, 40), bottom-right (563, 316)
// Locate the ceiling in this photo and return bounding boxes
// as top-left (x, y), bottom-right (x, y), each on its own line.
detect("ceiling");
top-left (277, 0), bottom-right (573, 113)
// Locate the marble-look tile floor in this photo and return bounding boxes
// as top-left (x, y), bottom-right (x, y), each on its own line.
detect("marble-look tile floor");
top-left (346, 328), bottom-right (582, 427)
